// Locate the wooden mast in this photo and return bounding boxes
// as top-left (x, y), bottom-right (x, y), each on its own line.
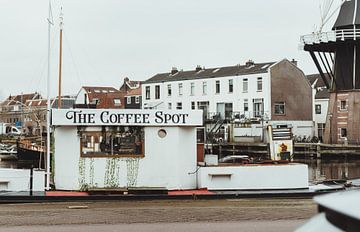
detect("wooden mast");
top-left (58, 8), bottom-right (63, 109)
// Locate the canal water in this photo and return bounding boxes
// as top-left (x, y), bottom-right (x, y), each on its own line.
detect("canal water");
top-left (295, 158), bottom-right (360, 182)
top-left (0, 159), bottom-right (359, 182)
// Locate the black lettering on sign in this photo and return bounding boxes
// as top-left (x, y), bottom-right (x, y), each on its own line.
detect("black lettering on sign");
top-left (100, 111), bottom-right (109, 123)
top-left (155, 111), bottom-right (163, 123)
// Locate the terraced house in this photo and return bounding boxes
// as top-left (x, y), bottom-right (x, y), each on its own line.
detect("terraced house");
top-left (142, 59), bottom-right (313, 140)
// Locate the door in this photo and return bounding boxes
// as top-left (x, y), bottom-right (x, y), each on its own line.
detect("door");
top-left (253, 98), bottom-right (264, 117)
top-left (216, 103), bottom-right (225, 119)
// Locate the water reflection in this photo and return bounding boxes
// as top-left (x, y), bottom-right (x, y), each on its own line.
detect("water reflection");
top-left (0, 160), bottom-right (39, 169)
top-left (295, 159), bottom-right (360, 182)
top-left (1, 159), bottom-right (360, 182)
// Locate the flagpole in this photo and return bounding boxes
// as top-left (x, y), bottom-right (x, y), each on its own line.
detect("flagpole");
top-left (46, 0), bottom-right (53, 191)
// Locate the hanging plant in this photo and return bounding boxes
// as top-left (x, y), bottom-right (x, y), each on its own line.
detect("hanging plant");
top-left (126, 158), bottom-right (140, 187)
top-left (78, 158), bottom-right (87, 191)
top-left (89, 158), bottom-right (95, 187)
top-left (104, 158), bottom-right (120, 188)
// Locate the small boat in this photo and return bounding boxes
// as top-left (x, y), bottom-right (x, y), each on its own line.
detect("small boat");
top-left (16, 140), bottom-right (46, 168)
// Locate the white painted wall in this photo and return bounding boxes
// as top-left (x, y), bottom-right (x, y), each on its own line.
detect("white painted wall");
top-left (233, 125), bottom-right (262, 137)
top-left (198, 164), bottom-right (308, 190)
top-left (313, 98), bottom-right (329, 137)
top-left (54, 126), bottom-right (197, 190)
top-left (270, 120), bottom-right (314, 137)
top-left (75, 88), bottom-right (88, 105)
top-left (0, 168), bottom-right (45, 192)
top-left (313, 99), bottom-right (328, 124)
top-left (142, 72), bottom-right (271, 117)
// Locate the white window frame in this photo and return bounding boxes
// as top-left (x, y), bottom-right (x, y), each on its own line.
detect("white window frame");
top-left (228, 79), bottom-right (233, 93)
top-left (257, 77), bottom-right (263, 92)
top-left (176, 102), bottom-right (182, 110)
top-left (167, 84), bottom-right (172, 97)
top-left (202, 81), bottom-right (207, 95)
top-left (215, 80), bottom-right (220, 94)
top-left (190, 82), bottom-right (195, 96)
top-left (178, 83), bottom-right (183, 96)
top-left (145, 86), bottom-right (150, 100)
top-left (274, 102), bottom-right (285, 115)
top-left (243, 78), bottom-right (248, 93)
top-left (340, 100), bottom-right (347, 110)
top-left (114, 99), bottom-right (122, 106)
top-left (155, 85), bottom-right (160, 99)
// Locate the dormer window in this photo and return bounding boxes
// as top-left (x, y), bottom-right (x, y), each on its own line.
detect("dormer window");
top-left (114, 99), bottom-right (121, 106)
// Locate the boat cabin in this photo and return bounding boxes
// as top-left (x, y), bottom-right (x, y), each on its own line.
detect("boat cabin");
top-left (51, 109), bottom-right (203, 191)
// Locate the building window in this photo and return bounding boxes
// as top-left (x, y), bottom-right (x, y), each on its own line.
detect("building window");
top-left (167, 84), bottom-right (172, 97)
top-left (168, 102), bottom-right (172, 109)
top-left (317, 123), bottom-right (325, 142)
top-left (176, 102), bottom-right (182, 110)
top-left (274, 102), bottom-right (285, 115)
top-left (191, 101), bottom-right (195, 110)
top-left (315, 104), bottom-right (321, 114)
top-left (178, 83), bottom-right (183, 96)
top-left (215, 80), bottom-right (220, 94)
top-left (228, 79), bottom-right (233, 93)
top-left (340, 128), bottom-right (347, 138)
top-left (244, 99), bottom-right (249, 112)
top-left (145, 86), bottom-right (150, 100)
top-left (190, 82), bottom-right (195, 96)
top-left (92, 98), bottom-right (100, 104)
top-left (114, 99), bottom-right (121, 106)
top-left (155, 85), bottom-right (160, 99)
top-left (202, 81), bottom-right (207, 95)
top-left (135, 96), bottom-right (140, 104)
top-left (80, 127), bottom-right (144, 158)
top-left (126, 97), bottom-right (131, 104)
top-left (257, 77), bottom-right (262, 91)
top-left (340, 100), bottom-right (347, 110)
top-left (243, 78), bottom-right (248, 92)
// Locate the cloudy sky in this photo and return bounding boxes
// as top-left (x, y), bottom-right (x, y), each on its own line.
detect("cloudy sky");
top-left (0, 0), bottom-right (338, 99)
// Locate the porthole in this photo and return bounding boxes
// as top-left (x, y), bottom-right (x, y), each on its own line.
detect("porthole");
top-left (158, 129), bottom-right (167, 138)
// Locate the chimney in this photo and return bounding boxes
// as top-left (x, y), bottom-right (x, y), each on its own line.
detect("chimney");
top-left (245, 59), bottom-right (254, 67)
top-left (171, 67), bottom-right (178, 75)
top-left (195, 65), bottom-right (202, 72)
top-left (291, 59), bottom-right (298, 66)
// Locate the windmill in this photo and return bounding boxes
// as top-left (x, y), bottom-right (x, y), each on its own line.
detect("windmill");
top-left (301, 0), bottom-right (360, 144)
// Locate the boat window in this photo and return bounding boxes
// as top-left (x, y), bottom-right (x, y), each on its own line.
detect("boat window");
top-left (80, 126), bottom-right (144, 158)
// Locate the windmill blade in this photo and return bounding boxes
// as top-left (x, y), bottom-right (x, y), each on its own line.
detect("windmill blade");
top-left (319, 0), bottom-right (345, 31)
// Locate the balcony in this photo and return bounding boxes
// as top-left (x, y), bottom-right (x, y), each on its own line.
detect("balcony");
top-left (300, 29), bottom-right (360, 48)
top-left (204, 111), bottom-right (269, 123)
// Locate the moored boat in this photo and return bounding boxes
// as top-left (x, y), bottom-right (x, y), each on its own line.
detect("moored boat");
top-left (16, 139), bottom-right (46, 168)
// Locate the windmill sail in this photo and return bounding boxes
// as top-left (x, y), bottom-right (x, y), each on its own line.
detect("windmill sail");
top-left (319, 0), bottom-right (346, 31)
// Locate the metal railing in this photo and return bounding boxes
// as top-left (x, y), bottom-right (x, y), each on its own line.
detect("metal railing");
top-left (205, 111), bottom-right (269, 121)
top-left (300, 28), bottom-right (360, 46)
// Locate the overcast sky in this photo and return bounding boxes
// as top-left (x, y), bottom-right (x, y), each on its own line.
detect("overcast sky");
top-left (0, 0), bottom-right (338, 99)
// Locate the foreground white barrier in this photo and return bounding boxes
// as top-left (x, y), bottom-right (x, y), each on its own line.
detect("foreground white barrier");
top-left (198, 163), bottom-right (308, 190)
top-left (0, 168), bottom-right (45, 192)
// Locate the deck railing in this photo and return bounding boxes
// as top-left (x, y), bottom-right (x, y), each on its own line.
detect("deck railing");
top-left (18, 140), bottom-right (46, 152)
top-left (300, 28), bottom-right (360, 46)
top-left (205, 111), bottom-right (269, 121)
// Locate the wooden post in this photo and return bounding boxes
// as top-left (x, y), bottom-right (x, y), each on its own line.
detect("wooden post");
top-left (58, 9), bottom-right (63, 109)
top-left (317, 143), bottom-right (321, 159)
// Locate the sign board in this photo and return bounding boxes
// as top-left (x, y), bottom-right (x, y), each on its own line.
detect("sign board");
top-left (51, 109), bottom-right (203, 126)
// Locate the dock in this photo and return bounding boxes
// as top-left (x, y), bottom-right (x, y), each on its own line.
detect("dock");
top-left (212, 142), bottom-right (360, 159)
